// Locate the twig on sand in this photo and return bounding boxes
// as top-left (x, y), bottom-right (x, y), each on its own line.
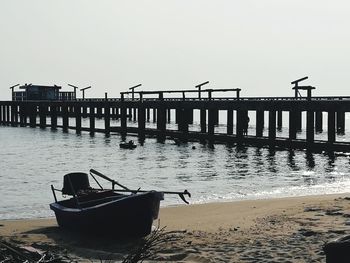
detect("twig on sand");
top-left (122, 227), bottom-right (180, 263)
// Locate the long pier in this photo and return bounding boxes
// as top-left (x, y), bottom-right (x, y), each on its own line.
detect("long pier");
top-left (1, 79), bottom-right (350, 152)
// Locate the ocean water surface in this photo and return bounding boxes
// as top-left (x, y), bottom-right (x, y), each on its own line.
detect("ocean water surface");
top-left (1, 120), bottom-right (350, 220)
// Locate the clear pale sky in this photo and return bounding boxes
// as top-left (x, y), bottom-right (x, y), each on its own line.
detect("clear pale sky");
top-left (1, 0), bottom-right (349, 100)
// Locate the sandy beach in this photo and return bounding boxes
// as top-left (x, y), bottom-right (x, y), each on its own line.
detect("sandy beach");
top-left (1, 194), bottom-right (350, 262)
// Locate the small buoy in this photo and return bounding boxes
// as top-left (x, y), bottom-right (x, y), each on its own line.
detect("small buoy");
top-left (192, 146), bottom-right (196, 150)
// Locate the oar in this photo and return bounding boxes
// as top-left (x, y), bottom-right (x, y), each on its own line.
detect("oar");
top-left (89, 169), bottom-right (130, 190)
top-left (112, 189), bottom-right (191, 204)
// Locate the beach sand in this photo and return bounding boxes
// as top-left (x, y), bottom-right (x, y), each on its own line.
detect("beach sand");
top-left (1, 194), bottom-right (350, 262)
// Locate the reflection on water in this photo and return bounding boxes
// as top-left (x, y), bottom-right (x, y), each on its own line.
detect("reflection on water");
top-left (0, 126), bottom-right (350, 220)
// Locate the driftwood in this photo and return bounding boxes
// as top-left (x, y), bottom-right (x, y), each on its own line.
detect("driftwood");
top-left (0, 237), bottom-right (75, 263)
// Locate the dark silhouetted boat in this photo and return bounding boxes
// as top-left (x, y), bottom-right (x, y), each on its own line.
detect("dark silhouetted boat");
top-left (119, 140), bottom-right (137, 149)
top-left (50, 169), bottom-right (190, 237)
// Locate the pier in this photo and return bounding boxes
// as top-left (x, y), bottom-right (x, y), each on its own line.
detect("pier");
top-left (1, 78), bottom-right (350, 152)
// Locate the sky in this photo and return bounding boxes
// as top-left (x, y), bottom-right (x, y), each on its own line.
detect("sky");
top-left (1, 0), bottom-right (350, 100)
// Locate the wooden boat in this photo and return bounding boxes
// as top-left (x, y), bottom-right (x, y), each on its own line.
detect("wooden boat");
top-left (50, 170), bottom-right (190, 237)
top-left (120, 140), bottom-right (137, 149)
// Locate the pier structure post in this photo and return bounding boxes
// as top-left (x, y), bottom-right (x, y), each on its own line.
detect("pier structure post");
top-left (200, 109), bottom-right (206, 133)
top-left (104, 103), bottom-right (110, 135)
top-left (39, 104), bottom-right (47, 128)
top-left (277, 110), bottom-right (283, 130)
top-left (51, 105), bottom-right (57, 130)
top-left (157, 93), bottom-right (166, 140)
top-left (0, 105), bottom-right (3, 125)
top-left (19, 104), bottom-right (28, 127)
top-left (167, 108), bottom-right (171, 123)
top-left (82, 106), bottom-right (88, 118)
top-left (29, 104), bottom-right (37, 128)
top-left (133, 107), bottom-right (137, 121)
top-left (128, 108), bottom-right (132, 121)
top-left (315, 111), bottom-right (323, 132)
top-left (236, 110), bottom-right (244, 139)
top-left (256, 110), bottom-right (264, 137)
top-left (227, 109), bottom-right (234, 135)
top-left (62, 104), bottom-right (69, 132)
top-left (306, 111), bottom-right (315, 143)
top-left (177, 108), bottom-right (190, 135)
top-left (14, 104), bottom-right (19, 125)
top-left (213, 109), bottom-right (219, 125)
top-left (175, 109), bottom-right (180, 124)
top-left (75, 104), bottom-right (82, 134)
top-left (296, 110), bottom-right (302, 131)
top-left (152, 108), bottom-right (157, 123)
top-left (112, 107), bottom-right (116, 120)
top-left (268, 110), bottom-right (276, 140)
top-left (89, 105), bottom-right (95, 135)
top-left (138, 104), bottom-right (146, 138)
top-left (208, 108), bottom-right (216, 136)
top-left (120, 94), bottom-right (127, 135)
top-left (0, 105), bottom-right (3, 124)
top-left (289, 110), bottom-right (297, 140)
top-left (328, 111), bottom-right (336, 143)
top-left (11, 104), bottom-right (16, 126)
top-left (146, 108), bottom-right (150, 122)
top-left (336, 111), bottom-right (345, 134)
top-left (6, 104), bottom-right (10, 125)
top-left (97, 106), bottom-right (102, 119)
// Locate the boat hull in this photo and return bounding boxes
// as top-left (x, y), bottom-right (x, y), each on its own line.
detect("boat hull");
top-left (50, 191), bottom-right (163, 237)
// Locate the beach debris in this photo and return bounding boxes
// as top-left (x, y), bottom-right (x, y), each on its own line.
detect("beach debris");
top-left (325, 209), bottom-right (343, 216)
top-left (324, 235), bottom-right (350, 263)
top-left (122, 227), bottom-right (181, 263)
top-left (0, 237), bottom-right (74, 263)
top-left (304, 206), bottom-right (323, 212)
top-left (298, 228), bottom-right (318, 237)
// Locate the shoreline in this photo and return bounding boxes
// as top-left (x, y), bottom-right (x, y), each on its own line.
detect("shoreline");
top-left (1, 193), bottom-right (350, 262)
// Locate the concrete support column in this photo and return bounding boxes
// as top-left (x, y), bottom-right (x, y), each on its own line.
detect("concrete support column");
top-left (167, 108), bottom-right (171, 123)
top-left (277, 110), bottom-right (283, 130)
top-left (152, 108), bottom-right (157, 123)
top-left (75, 105), bottom-right (82, 134)
top-left (121, 106), bottom-right (127, 135)
top-left (337, 111), bottom-right (345, 134)
top-left (62, 105), bottom-right (69, 132)
top-left (268, 110), bottom-right (276, 140)
top-left (296, 110), bottom-right (302, 131)
top-left (29, 105), bottom-right (36, 128)
top-left (306, 111), bottom-right (315, 143)
top-left (328, 111), bottom-right (336, 143)
top-left (51, 105), bottom-right (57, 130)
top-left (315, 111), bottom-right (323, 132)
top-left (200, 109), bottom-right (206, 133)
top-left (227, 109), bottom-right (234, 135)
top-left (289, 111), bottom-right (297, 140)
top-left (89, 106), bottom-right (95, 135)
top-left (236, 110), bottom-right (244, 139)
top-left (39, 105), bottom-right (47, 128)
top-left (146, 108), bottom-right (150, 122)
top-left (256, 110), bottom-right (264, 137)
top-left (97, 107), bottom-right (103, 119)
top-left (0, 105), bottom-right (3, 124)
top-left (157, 106), bottom-right (166, 140)
top-left (138, 106), bottom-right (146, 137)
top-left (6, 105), bottom-right (10, 125)
top-left (208, 108), bottom-right (216, 136)
top-left (104, 104), bottom-right (110, 135)
top-left (11, 104), bottom-right (16, 126)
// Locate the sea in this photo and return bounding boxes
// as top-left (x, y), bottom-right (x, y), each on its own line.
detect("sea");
top-left (1, 114), bottom-right (350, 220)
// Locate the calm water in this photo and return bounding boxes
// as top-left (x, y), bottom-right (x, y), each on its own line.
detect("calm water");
top-left (1, 121), bottom-right (350, 220)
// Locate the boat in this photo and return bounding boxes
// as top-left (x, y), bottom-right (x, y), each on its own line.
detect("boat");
top-left (120, 140), bottom-right (137, 149)
top-left (50, 169), bottom-right (190, 237)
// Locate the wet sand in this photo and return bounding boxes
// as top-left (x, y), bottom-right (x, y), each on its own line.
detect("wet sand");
top-left (1, 194), bottom-right (350, 262)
